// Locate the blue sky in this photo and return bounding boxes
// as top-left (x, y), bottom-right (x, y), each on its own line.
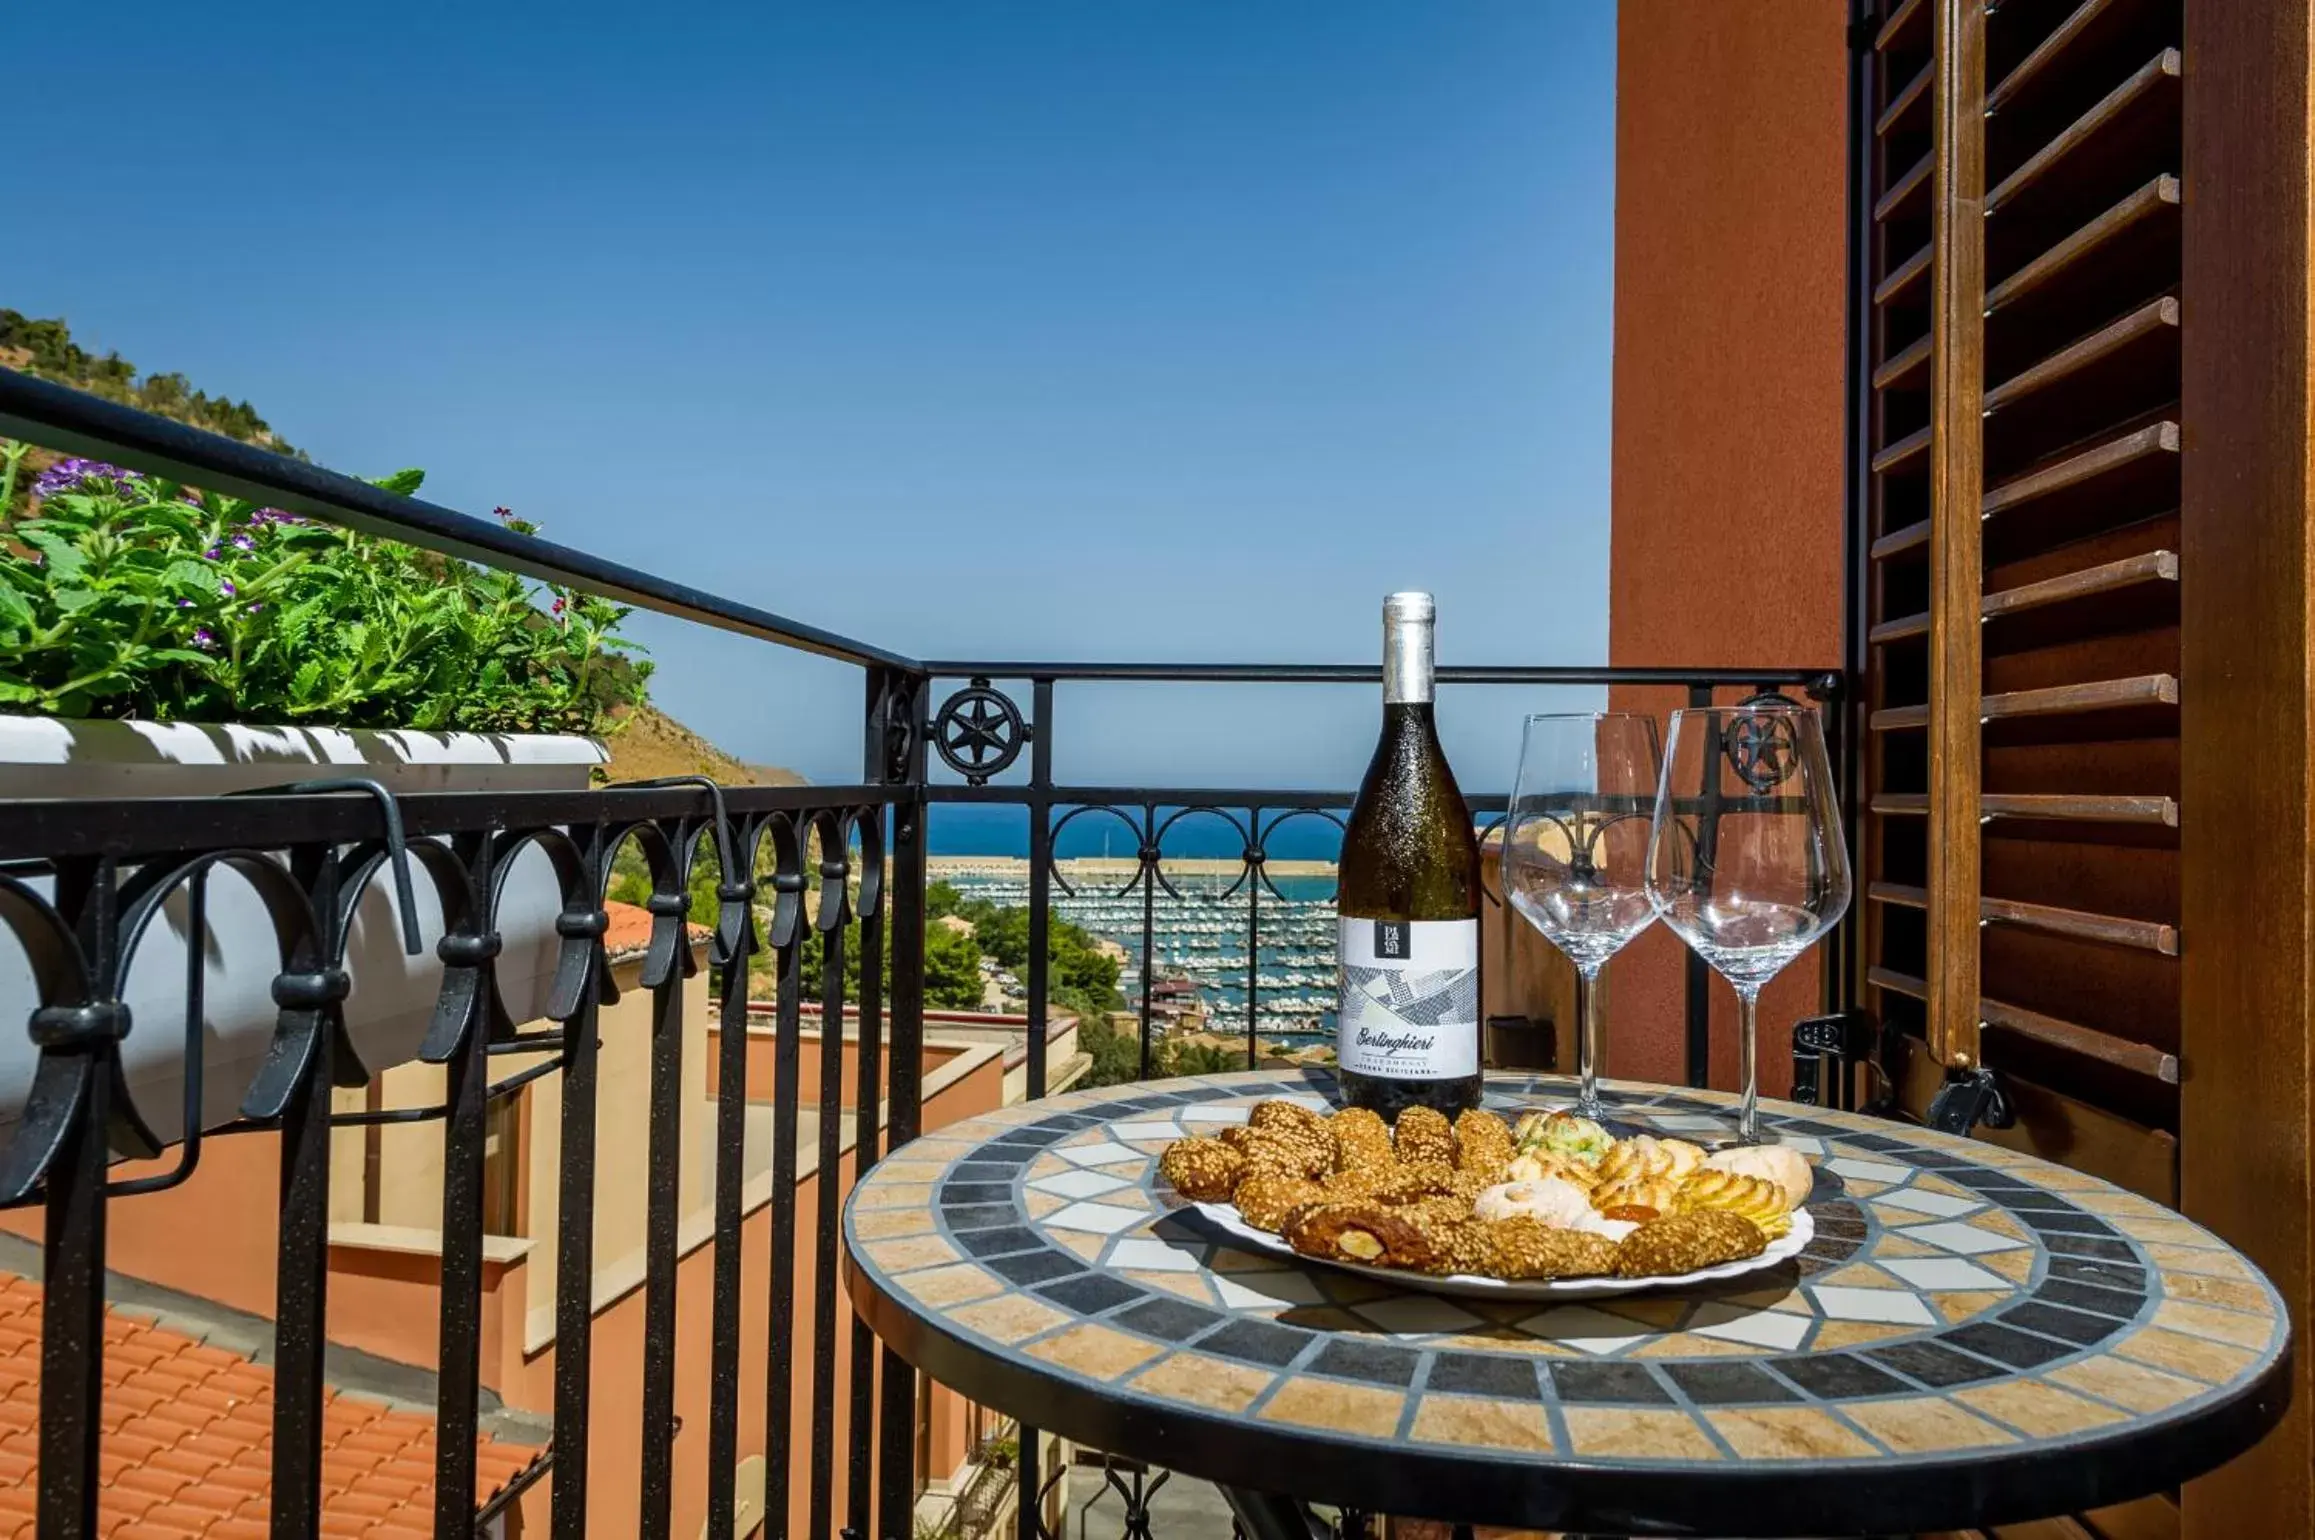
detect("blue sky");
top-left (11, 2), bottom-right (1616, 789)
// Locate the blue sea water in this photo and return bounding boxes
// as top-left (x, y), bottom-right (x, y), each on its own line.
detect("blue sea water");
top-left (926, 802), bottom-right (1345, 864)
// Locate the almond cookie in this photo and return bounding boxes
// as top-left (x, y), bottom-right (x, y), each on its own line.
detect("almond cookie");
top-left (1506, 1150), bottom-right (1605, 1191)
top-left (1392, 1105), bottom-right (1457, 1166)
top-left (1220, 1123), bottom-right (1334, 1180)
top-left (1362, 1160), bottom-right (1461, 1205)
top-left (1158, 1137), bottom-right (1246, 1201)
top-left (1448, 1217), bottom-right (1618, 1280)
top-left (1328, 1107), bottom-right (1397, 1170)
top-left (1452, 1108), bottom-right (1517, 1178)
top-left (1594, 1134), bottom-right (1707, 1187)
top-left (1673, 1168), bottom-right (1794, 1238)
top-left (1283, 1202), bottom-right (1443, 1270)
top-left (1233, 1174), bottom-right (1329, 1232)
top-left (1614, 1210), bottom-right (1766, 1278)
top-left (1248, 1098), bottom-right (1326, 1134)
top-left (1591, 1172), bottom-right (1682, 1221)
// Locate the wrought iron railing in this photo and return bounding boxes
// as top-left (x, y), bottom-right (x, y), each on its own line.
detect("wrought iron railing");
top-left (0, 364), bottom-right (1848, 1540)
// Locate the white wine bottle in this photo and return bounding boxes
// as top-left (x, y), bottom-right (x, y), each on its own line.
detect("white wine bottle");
top-left (1336, 591), bottom-right (1482, 1118)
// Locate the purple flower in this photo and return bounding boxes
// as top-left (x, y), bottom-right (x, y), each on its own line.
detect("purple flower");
top-left (31, 458), bottom-right (144, 501)
top-left (191, 628), bottom-right (217, 650)
top-left (550, 596), bottom-right (566, 617)
top-left (176, 598), bottom-right (195, 610)
top-left (493, 505), bottom-right (514, 523)
top-left (230, 533), bottom-right (256, 552)
top-left (250, 508), bottom-right (304, 526)
top-left (245, 602), bottom-right (264, 615)
top-left (203, 546), bottom-right (222, 561)
top-left (219, 578), bottom-right (237, 599)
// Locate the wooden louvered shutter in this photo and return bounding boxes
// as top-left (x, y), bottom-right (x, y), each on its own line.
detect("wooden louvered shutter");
top-left (1856, 0), bottom-right (2185, 1200)
top-left (1854, 2), bottom-right (2315, 1531)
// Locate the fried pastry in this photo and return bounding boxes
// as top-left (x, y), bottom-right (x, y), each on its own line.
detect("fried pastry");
top-left (1452, 1108), bottom-right (1517, 1177)
top-left (1233, 1174), bottom-right (1329, 1232)
top-left (1248, 1098), bottom-right (1325, 1134)
top-left (1283, 1202), bottom-right (1444, 1270)
top-left (1392, 1105), bottom-right (1457, 1166)
top-left (1158, 1137), bottom-right (1246, 1201)
top-left (1220, 1123), bottom-right (1334, 1180)
top-left (1673, 1169), bottom-right (1794, 1238)
top-left (1328, 1107), bottom-right (1396, 1170)
top-left (1614, 1210), bottom-right (1766, 1278)
top-left (1447, 1217), bottom-right (1617, 1280)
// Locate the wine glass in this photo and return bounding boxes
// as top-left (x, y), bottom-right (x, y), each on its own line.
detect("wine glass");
top-left (1646, 699), bottom-right (1851, 1144)
top-left (1502, 712), bottom-right (1663, 1118)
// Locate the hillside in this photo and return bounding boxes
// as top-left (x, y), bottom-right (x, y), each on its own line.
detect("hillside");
top-left (0, 309), bottom-right (295, 453)
top-left (5, 309), bottom-right (799, 784)
top-left (598, 705), bottom-right (806, 787)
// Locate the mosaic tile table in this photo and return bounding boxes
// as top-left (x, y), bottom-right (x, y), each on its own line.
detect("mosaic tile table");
top-left (841, 1071), bottom-right (2291, 1537)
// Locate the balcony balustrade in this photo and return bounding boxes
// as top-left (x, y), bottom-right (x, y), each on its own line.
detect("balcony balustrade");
top-left (0, 367), bottom-right (1846, 1539)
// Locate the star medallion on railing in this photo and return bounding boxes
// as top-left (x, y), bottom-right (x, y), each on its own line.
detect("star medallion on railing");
top-left (931, 679), bottom-right (1028, 784)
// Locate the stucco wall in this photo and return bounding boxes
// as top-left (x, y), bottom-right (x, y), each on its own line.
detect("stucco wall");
top-left (1607, 0), bottom-right (1851, 1095)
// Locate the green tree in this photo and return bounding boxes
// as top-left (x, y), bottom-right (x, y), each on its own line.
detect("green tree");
top-left (795, 912), bottom-right (985, 1013)
top-left (1079, 1014), bottom-right (1146, 1088)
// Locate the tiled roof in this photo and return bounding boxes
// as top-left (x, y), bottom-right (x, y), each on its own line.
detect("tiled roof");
top-left (0, 1272), bottom-right (545, 1537)
top-left (603, 897), bottom-right (712, 965)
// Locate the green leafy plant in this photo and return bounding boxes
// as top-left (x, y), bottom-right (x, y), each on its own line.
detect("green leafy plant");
top-left (0, 443), bottom-right (650, 733)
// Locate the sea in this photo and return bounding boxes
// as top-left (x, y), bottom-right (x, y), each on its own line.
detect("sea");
top-left (925, 803), bottom-right (1344, 1045)
top-left (925, 802), bottom-right (1345, 863)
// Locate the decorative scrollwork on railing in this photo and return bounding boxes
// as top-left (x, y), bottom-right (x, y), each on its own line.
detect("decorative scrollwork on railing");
top-left (932, 679), bottom-right (1028, 785)
top-left (1046, 805), bottom-right (1152, 900)
top-left (1252, 808), bottom-right (1345, 903)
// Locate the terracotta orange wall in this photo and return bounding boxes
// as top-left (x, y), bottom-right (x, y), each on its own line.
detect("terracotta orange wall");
top-left (2, 1130), bottom-right (285, 1319)
top-left (1607, 0), bottom-right (1851, 1097)
top-left (711, 1020), bottom-right (973, 1112)
top-left (512, 1043), bottom-right (1007, 1539)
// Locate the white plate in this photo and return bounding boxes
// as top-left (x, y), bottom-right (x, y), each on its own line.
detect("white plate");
top-left (1191, 1202), bottom-right (1815, 1300)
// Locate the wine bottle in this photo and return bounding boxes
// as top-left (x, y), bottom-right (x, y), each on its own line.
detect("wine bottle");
top-left (1337, 591), bottom-right (1483, 1118)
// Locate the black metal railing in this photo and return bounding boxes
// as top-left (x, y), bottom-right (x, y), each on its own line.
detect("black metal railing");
top-left (0, 364), bottom-right (1849, 1540)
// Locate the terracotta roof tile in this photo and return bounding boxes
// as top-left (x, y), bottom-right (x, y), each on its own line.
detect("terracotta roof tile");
top-left (603, 897), bottom-right (713, 963)
top-left (0, 1269), bottom-right (549, 1536)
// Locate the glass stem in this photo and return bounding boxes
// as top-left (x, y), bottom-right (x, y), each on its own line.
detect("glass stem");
top-left (1735, 982), bottom-right (1761, 1144)
top-left (1579, 961), bottom-right (1605, 1110)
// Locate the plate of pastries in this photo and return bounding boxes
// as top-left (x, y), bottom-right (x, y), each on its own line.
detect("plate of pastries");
top-left (1156, 1100), bottom-right (1814, 1299)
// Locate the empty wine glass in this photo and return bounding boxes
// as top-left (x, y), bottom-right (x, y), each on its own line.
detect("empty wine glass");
top-left (1647, 698), bottom-right (1851, 1144)
top-left (1502, 712), bottom-right (1663, 1118)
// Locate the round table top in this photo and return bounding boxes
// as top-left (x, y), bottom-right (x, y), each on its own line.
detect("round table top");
top-left (841, 1070), bottom-right (2291, 1536)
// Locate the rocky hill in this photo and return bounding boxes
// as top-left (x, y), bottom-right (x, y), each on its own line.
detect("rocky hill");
top-left (598, 704), bottom-right (805, 786)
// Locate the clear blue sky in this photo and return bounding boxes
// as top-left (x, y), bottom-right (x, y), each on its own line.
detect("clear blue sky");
top-left (12, 2), bottom-right (1617, 789)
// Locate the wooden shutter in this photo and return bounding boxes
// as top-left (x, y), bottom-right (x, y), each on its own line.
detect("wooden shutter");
top-left (1855, 0), bottom-right (2185, 1200)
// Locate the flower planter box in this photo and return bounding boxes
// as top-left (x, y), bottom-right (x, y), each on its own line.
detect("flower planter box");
top-left (0, 717), bottom-right (609, 1146)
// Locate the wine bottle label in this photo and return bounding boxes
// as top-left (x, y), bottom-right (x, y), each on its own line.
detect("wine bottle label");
top-left (1336, 917), bottom-right (1479, 1078)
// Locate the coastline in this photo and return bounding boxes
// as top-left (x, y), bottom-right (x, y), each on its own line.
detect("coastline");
top-left (929, 855), bottom-right (1339, 880)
